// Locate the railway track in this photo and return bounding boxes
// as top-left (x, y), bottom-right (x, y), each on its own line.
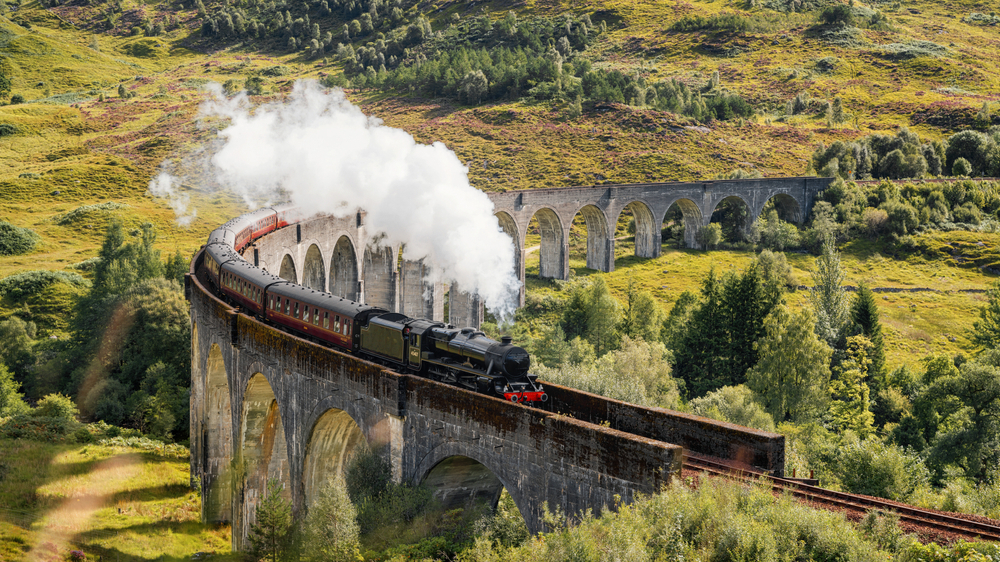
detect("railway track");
top-left (682, 453), bottom-right (1000, 542)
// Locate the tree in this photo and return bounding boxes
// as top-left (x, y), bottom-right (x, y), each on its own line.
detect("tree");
top-left (970, 280), bottom-right (1000, 350)
top-left (851, 283), bottom-right (885, 383)
top-left (673, 269), bottom-right (728, 396)
top-left (118, 83), bottom-right (127, 98)
top-left (721, 264), bottom-right (776, 386)
top-left (302, 477), bottom-right (361, 562)
top-left (747, 305), bottom-right (832, 424)
top-left (828, 335), bottom-right (876, 437)
top-left (696, 223), bottom-right (722, 250)
top-left (810, 241), bottom-right (850, 347)
top-left (0, 365), bottom-right (29, 417)
top-left (952, 157), bottom-right (972, 177)
top-left (820, 4), bottom-right (855, 26)
top-left (925, 350), bottom-right (1000, 481)
top-left (584, 277), bottom-right (621, 356)
top-left (460, 70), bottom-right (488, 105)
top-left (0, 317), bottom-right (36, 394)
top-left (619, 278), bottom-right (662, 343)
top-left (249, 479), bottom-right (294, 562)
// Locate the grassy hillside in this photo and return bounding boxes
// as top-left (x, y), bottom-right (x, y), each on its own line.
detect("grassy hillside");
top-left (0, 437), bottom-right (234, 561)
top-left (0, 0), bottom-right (997, 349)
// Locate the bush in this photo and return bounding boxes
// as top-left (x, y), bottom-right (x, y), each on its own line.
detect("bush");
top-left (33, 393), bottom-right (79, 421)
top-left (877, 40), bottom-right (948, 60)
top-left (953, 157), bottom-right (972, 176)
top-left (0, 414), bottom-right (75, 440)
top-left (836, 439), bottom-right (928, 501)
top-left (0, 221), bottom-right (40, 256)
top-left (8, 95), bottom-right (23, 105)
top-left (0, 270), bottom-right (90, 299)
top-left (819, 4), bottom-right (855, 26)
top-left (0, 123), bottom-right (17, 136)
top-left (55, 202), bottom-right (129, 225)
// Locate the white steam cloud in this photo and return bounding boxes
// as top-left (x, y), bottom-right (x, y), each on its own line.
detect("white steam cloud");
top-left (150, 81), bottom-right (521, 319)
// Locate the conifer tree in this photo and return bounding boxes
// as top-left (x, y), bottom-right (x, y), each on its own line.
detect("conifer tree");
top-left (828, 335), bottom-right (876, 437)
top-left (811, 240), bottom-right (850, 347)
top-left (970, 279), bottom-right (1000, 350)
top-left (249, 479), bottom-right (293, 562)
top-left (851, 282), bottom-right (885, 383)
top-left (303, 476), bottom-right (360, 562)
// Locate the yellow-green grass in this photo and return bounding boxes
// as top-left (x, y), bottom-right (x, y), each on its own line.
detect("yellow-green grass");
top-left (0, 438), bottom-right (235, 561)
top-left (522, 230), bottom-right (1000, 370)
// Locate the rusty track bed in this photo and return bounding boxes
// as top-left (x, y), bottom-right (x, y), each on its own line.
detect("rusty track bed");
top-left (683, 454), bottom-right (1000, 542)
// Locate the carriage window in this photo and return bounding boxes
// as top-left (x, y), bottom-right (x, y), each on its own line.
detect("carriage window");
top-left (294, 302), bottom-right (299, 319)
top-left (313, 310), bottom-right (320, 326)
top-left (285, 299), bottom-right (290, 314)
top-left (269, 295), bottom-right (274, 310)
top-left (344, 322), bottom-right (350, 336)
top-left (334, 316), bottom-right (341, 333)
top-left (303, 306), bottom-right (310, 323)
top-left (323, 312), bottom-right (329, 329)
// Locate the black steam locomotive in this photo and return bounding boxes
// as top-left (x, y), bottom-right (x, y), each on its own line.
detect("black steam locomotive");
top-left (200, 205), bottom-right (547, 404)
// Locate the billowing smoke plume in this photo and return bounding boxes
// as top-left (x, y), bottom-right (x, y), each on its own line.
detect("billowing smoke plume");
top-left (150, 81), bottom-right (521, 318)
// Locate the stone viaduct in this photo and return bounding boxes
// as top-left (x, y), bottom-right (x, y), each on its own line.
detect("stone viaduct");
top-left (188, 178), bottom-right (829, 549)
top-left (240, 178), bottom-right (830, 315)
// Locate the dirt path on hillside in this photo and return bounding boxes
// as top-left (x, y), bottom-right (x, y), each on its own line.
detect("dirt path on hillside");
top-left (27, 454), bottom-right (140, 561)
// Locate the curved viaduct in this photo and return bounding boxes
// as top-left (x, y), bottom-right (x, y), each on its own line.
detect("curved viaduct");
top-left (188, 178), bottom-right (807, 549)
top-left (490, 177), bottom-right (831, 303)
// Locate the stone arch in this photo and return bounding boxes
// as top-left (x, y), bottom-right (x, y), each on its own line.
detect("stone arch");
top-left (572, 204), bottom-right (611, 271)
top-left (617, 200), bottom-right (658, 260)
top-left (302, 244), bottom-right (326, 292)
top-left (302, 408), bottom-right (367, 508)
top-left (416, 450), bottom-right (529, 531)
top-left (762, 193), bottom-right (803, 224)
top-left (330, 235), bottom-right (359, 301)
top-left (363, 244), bottom-right (397, 310)
top-left (662, 198), bottom-right (704, 249)
top-left (240, 373), bottom-right (292, 506)
top-left (710, 195), bottom-right (753, 243)
top-left (279, 254), bottom-right (297, 283)
top-left (205, 343), bottom-right (233, 522)
top-left (527, 207), bottom-right (565, 279)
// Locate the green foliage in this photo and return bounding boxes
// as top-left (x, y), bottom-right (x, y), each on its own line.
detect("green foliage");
top-left (0, 123), bottom-right (18, 136)
top-left (0, 414), bottom-right (76, 441)
top-left (559, 277), bottom-right (621, 356)
top-left (302, 476), bottom-right (361, 562)
top-left (819, 4), bottom-right (855, 27)
top-left (810, 241), bottom-right (850, 347)
top-left (54, 202), bottom-right (130, 225)
top-left (535, 337), bottom-right (680, 407)
top-left (0, 364), bottom-right (29, 417)
top-left (673, 263), bottom-right (780, 397)
top-left (345, 445), bottom-right (434, 535)
top-left (0, 271), bottom-right (89, 300)
top-left (969, 280), bottom-right (1000, 350)
top-left (836, 438), bottom-right (928, 501)
top-left (249, 478), bottom-right (295, 562)
top-left (689, 384), bottom-right (776, 431)
top-left (828, 336), bottom-right (876, 437)
top-left (851, 283), bottom-right (886, 381)
top-left (696, 223), bottom-right (722, 249)
top-left (33, 393), bottom-right (78, 421)
top-left (748, 305), bottom-right (832, 424)
top-left (474, 492), bottom-right (529, 548)
top-left (618, 277), bottom-right (662, 343)
top-left (0, 221), bottom-right (40, 256)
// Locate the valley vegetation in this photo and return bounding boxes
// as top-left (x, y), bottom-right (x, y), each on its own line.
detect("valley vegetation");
top-left (1, 0), bottom-right (1000, 559)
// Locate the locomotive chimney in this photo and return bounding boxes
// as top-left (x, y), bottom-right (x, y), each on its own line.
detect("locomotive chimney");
top-left (501, 336), bottom-right (512, 345)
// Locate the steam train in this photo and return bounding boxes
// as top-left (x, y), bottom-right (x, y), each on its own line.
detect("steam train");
top-left (199, 205), bottom-right (547, 404)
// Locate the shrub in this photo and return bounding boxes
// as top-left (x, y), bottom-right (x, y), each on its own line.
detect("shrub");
top-left (55, 202), bottom-right (129, 225)
top-left (877, 40), bottom-right (948, 60)
top-left (953, 157), bottom-right (973, 176)
top-left (696, 223), bottom-right (723, 249)
top-left (33, 393), bottom-right (79, 421)
top-left (8, 95), bottom-right (23, 105)
top-left (260, 65), bottom-right (290, 77)
top-left (0, 221), bottom-right (40, 256)
top-left (836, 439), bottom-right (928, 501)
top-left (0, 270), bottom-right (90, 299)
top-left (0, 414), bottom-right (75, 440)
top-left (819, 4), bottom-right (855, 26)
top-left (0, 123), bottom-right (17, 136)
